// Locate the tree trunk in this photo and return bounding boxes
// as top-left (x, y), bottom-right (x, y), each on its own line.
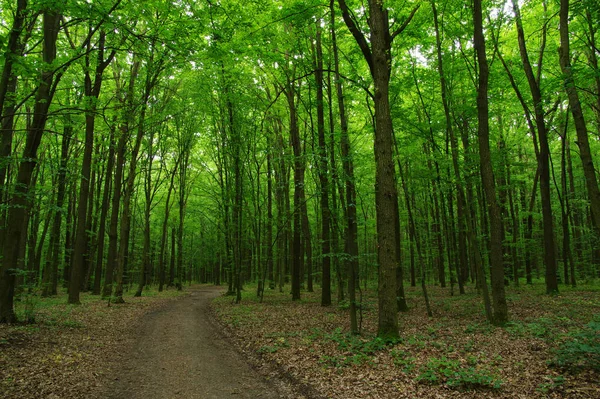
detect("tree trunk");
top-left (287, 84), bottom-right (303, 302)
top-left (474, 0), bottom-right (508, 325)
top-left (0, 9), bottom-right (60, 322)
top-left (559, 0), bottom-right (600, 233)
top-left (511, 0), bottom-right (558, 294)
top-left (93, 125), bottom-right (115, 295)
top-left (338, 0), bottom-right (418, 339)
top-left (315, 26), bottom-right (331, 306)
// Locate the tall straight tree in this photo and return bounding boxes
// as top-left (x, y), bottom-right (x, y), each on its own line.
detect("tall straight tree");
top-left (314, 25), bottom-right (332, 307)
top-left (286, 79), bottom-right (303, 302)
top-left (509, 0), bottom-right (558, 294)
top-left (92, 125), bottom-right (115, 295)
top-left (431, 0), bottom-right (466, 294)
top-left (473, 0), bottom-right (508, 325)
top-left (558, 0), bottom-right (600, 234)
top-left (0, 9), bottom-right (60, 322)
top-left (69, 30), bottom-right (116, 304)
top-left (337, 0), bottom-right (419, 339)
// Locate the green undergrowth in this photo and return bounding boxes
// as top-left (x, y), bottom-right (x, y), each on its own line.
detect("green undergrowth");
top-left (550, 316), bottom-right (600, 373)
top-left (12, 284), bottom-right (187, 327)
top-left (415, 356), bottom-right (502, 390)
top-left (213, 281), bottom-right (600, 395)
top-left (318, 327), bottom-right (395, 367)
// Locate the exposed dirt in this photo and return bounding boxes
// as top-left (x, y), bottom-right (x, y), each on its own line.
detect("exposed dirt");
top-left (96, 286), bottom-right (298, 399)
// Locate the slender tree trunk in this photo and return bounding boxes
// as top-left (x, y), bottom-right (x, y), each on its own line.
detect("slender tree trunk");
top-left (559, 0), bottom-right (600, 233)
top-left (266, 151), bottom-right (274, 289)
top-left (135, 130), bottom-right (154, 297)
top-left (474, 0), bottom-right (508, 325)
top-left (287, 85), bottom-right (303, 302)
top-left (93, 126), bottom-right (115, 295)
top-left (42, 124), bottom-right (71, 296)
top-left (158, 157), bottom-right (179, 292)
top-left (432, 0), bottom-right (466, 294)
top-left (0, 10), bottom-right (60, 322)
top-left (332, 1), bottom-right (358, 331)
top-left (315, 27), bottom-right (331, 306)
top-left (511, 0), bottom-right (558, 294)
top-left (102, 60), bottom-right (139, 299)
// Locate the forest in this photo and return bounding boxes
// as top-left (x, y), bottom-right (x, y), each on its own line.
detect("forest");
top-left (0, 0), bottom-right (599, 398)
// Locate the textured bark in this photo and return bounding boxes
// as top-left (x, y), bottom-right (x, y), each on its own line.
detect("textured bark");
top-left (0, 0), bottom-right (29, 201)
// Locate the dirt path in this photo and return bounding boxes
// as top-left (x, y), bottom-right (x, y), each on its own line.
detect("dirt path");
top-left (98, 286), bottom-right (286, 399)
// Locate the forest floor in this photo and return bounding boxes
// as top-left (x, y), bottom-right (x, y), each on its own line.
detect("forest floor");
top-left (0, 286), bottom-right (187, 399)
top-left (2, 282), bottom-right (598, 399)
top-left (213, 280), bottom-right (600, 399)
top-left (0, 285), bottom-right (303, 399)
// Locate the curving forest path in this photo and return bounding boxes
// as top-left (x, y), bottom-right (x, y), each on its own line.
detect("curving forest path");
top-left (98, 286), bottom-right (291, 399)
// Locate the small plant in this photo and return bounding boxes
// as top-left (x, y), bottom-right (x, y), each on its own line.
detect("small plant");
top-left (391, 349), bottom-right (416, 373)
top-left (258, 345), bottom-right (279, 354)
top-left (319, 329), bottom-right (395, 368)
top-left (550, 318), bottom-right (600, 372)
top-left (257, 337), bottom-right (288, 354)
top-left (537, 375), bottom-right (565, 394)
top-left (417, 356), bottom-right (502, 390)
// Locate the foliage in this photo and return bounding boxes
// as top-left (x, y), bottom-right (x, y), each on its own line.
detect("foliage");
top-left (550, 317), bottom-right (600, 373)
top-left (319, 327), bottom-right (394, 367)
top-left (416, 356), bottom-right (502, 390)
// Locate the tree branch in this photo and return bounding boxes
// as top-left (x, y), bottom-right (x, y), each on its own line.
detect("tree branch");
top-left (390, 4), bottom-right (421, 43)
top-left (337, 0), bottom-right (373, 73)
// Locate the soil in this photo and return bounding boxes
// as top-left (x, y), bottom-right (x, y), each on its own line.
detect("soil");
top-left (96, 286), bottom-right (293, 399)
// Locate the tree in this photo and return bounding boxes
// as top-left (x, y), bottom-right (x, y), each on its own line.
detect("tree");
top-left (0, 8), bottom-right (61, 322)
top-left (337, 0), bottom-right (419, 338)
top-left (473, 0), bottom-right (508, 325)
